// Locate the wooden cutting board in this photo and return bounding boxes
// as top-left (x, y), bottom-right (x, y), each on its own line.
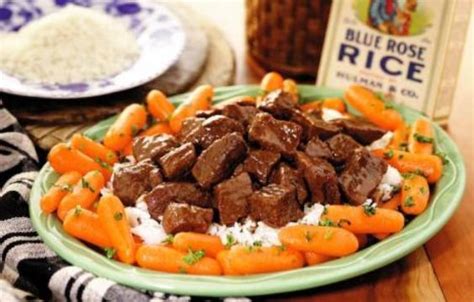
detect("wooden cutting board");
top-left (2, 3), bottom-right (235, 150)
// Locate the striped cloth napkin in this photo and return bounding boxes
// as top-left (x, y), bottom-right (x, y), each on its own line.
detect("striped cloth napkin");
top-left (0, 102), bottom-right (249, 302)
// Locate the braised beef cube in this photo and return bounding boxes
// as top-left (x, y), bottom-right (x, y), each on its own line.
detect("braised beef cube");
top-left (270, 163), bottom-right (308, 204)
top-left (195, 108), bottom-right (222, 118)
top-left (232, 163), bottom-right (245, 177)
top-left (248, 113), bottom-right (302, 157)
top-left (332, 119), bottom-right (386, 145)
top-left (112, 160), bottom-right (162, 206)
top-left (132, 134), bottom-right (178, 162)
top-left (144, 182), bottom-right (211, 219)
top-left (242, 150), bottom-right (281, 184)
top-left (162, 203), bottom-right (213, 234)
top-left (222, 103), bottom-right (259, 128)
top-left (158, 143), bottom-right (196, 179)
top-left (192, 132), bottom-right (247, 188)
top-left (339, 148), bottom-right (388, 205)
top-left (305, 137), bottom-right (332, 160)
top-left (214, 172), bottom-right (253, 225)
top-left (178, 117), bottom-right (205, 144)
top-left (193, 115), bottom-right (245, 149)
top-left (249, 184), bottom-right (303, 227)
top-left (326, 133), bottom-right (362, 163)
top-left (290, 110), bottom-right (340, 141)
top-left (258, 90), bottom-right (297, 119)
top-left (296, 152), bottom-right (340, 204)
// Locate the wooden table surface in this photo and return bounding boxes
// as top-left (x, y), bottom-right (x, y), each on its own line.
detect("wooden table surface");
top-left (184, 1), bottom-right (474, 301)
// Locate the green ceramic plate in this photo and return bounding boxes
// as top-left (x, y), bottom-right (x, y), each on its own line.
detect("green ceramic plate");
top-left (29, 85), bottom-right (466, 297)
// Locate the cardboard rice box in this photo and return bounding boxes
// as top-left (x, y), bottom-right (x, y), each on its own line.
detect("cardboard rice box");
top-left (317, 0), bottom-right (471, 124)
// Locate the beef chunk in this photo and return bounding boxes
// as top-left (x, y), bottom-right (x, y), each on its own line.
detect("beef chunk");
top-left (178, 117), bottom-right (205, 143)
top-left (162, 203), bottom-right (213, 234)
top-left (195, 108), bottom-right (223, 118)
top-left (214, 173), bottom-right (253, 225)
top-left (290, 110), bottom-right (340, 141)
top-left (332, 119), bottom-right (386, 145)
top-left (326, 133), bottom-right (362, 163)
top-left (222, 103), bottom-right (259, 128)
top-left (339, 148), bottom-right (388, 205)
top-left (158, 143), bottom-right (196, 179)
top-left (248, 112), bottom-right (302, 157)
top-left (192, 132), bottom-right (247, 188)
top-left (242, 150), bottom-right (281, 184)
top-left (296, 152), bottom-right (340, 204)
top-left (270, 163), bottom-right (308, 204)
top-left (144, 182), bottom-right (211, 219)
top-left (132, 134), bottom-right (178, 162)
top-left (189, 115), bottom-right (245, 149)
top-left (305, 137), bottom-right (332, 160)
top-left (112, 160), bottom-right (162, 206)
top-left (257, 90), bottom-right (297, 119)
top-left (249, 184), bottom-right (303, 227)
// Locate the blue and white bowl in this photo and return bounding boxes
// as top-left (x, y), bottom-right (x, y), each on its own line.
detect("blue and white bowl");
top-left (0, 0), bottom-right (186, 99)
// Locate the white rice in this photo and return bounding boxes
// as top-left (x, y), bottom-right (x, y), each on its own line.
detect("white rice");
top-left (0, 5), bottom-right (139, 85)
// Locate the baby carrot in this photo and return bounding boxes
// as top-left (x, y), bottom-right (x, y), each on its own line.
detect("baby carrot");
top-left (322, 205), bottom-right (405, 234)
top-left (373, 194), bottom-right (402, 240)
top-left (260, 72), bottom-right (284, 92)
top-left (217, 246), bottom-right (304, 275)
top-left (282, 79), bottom-right (299, 103)
top-left (279, 225), bottom-right (359, 257)
top-left (169, 85), bottom-right (214, 133)
top-left (213, 95), bottom-right (256, 109)
top-left (389, 124), bottom-right (409, 150)
top-left (146, 90), bottom-right (175, 121)
top-left (71, 133), bottom-right (117, 166)
top-left (40, 171), bottom-right (82, 214)
top-left (173, 233), bottom-right (224, 258)
top-left (216, 250), bottom-right (239, 275)
top-left (322, 98), bottom-right (346, 113)
top-left (140, 123), bottom-right (173, 137)
top-left (63, 207), bottom-right (112, 249)
top-left (97, 194), bottom-right (135, 264)
top-left (103, 104), bottom-right (147, 152)
top-left (57, 171), bottom-right (104, 221)
top-left (372, 149), bottom-right (443, 183)
top-left (136, 245), bottom-right (222, 275)
top-left (48, 143), bottom-right (102, 176)
top-left (304, 252), bottom-right (335, 266)
top-left (344, 85), bottom-right (403, 130)
top-left (408, 117), bottom-right (434, 155)
top-left (400, 174), bottom-right (430, 215)
top-left (300, 100), bottom-right (322, 112)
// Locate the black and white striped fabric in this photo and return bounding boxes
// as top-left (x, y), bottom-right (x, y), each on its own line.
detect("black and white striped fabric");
top-left (0, 102), bottom-right (249, 302)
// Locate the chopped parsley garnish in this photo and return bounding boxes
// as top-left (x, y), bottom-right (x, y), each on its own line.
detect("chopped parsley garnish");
top-left (362, 201), bottom-right (377, 216)
top-left (413, 133), bottom-right (434, 144)
top-left (183, 249), bottom-right (205, 265)
top-left (384, 102), bottom-right (395, 110)
top-left (253, 240), bottom-right (263, 247)
top-left (319, 218), bottom-right (336, 227)
top-left (322, 205), bottom-right (328, 215)
top-left (403, 185), bottom-right (411, 191)
top-left (383, 149), bottom-right (394, 160)
top-left (113, 212), bottom-right (123, 221)
top-left (323, 229), bottom-right (334, 241)
top-left (402, 173), bottom-right (415, 179)
top-left (162, 234), bottom-right (174, 244)
top-left (81, 178), bottom-right (95, 192)
top-left (277, 245), bottom-right (286, 252)
top-left (131, 125), bottom-right (139, 136)
top-left (337, 219), bottom-right (351, 227)
top-left (419, 187), bottom-right (426, 194)
top-left (224, 234), bottom-right (236, 249)
top-left (399, 142), bottom-right (409, 151)
top-left (404, 196), bottom-right (415, 207)
top-left (73, 205), bottom-right (82, 216)
top-left (435, 151), bottom-right (449, 165)
top-left (104, 247), bottom-right (116, 259)
top-left (304, 231), bottom-right (313, 242)
top-left (54, 183), bottom-right (73, 192)
top-left (95, 158), bottom-right (112, 171)
top-left (414, 168), bottom-right (425, 176)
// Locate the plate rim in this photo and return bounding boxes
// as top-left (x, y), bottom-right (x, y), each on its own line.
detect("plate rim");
top-left (0, 0), bottom-right (186, 100)
top-left (29, 85), bottom-right (466, 297)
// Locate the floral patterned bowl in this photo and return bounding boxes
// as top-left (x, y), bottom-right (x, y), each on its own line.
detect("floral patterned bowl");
top-left (0, 0), bottom-right (185, 99)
